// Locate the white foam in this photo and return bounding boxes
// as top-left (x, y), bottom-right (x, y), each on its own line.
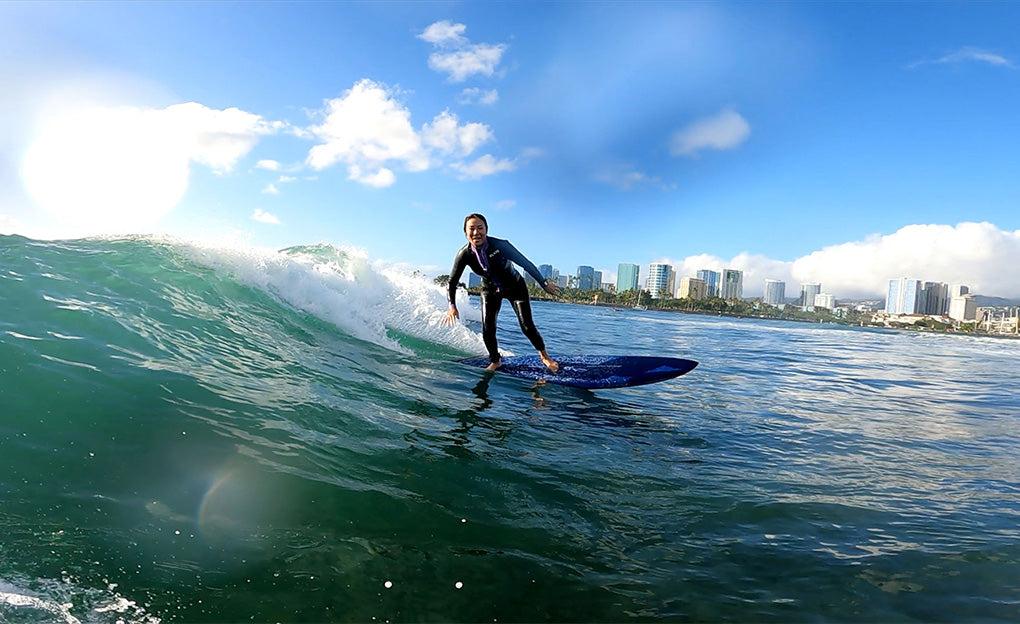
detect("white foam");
top-left (173, 239), bottom-right (486, 356)
top-left (0, 577), bottom-right (160, 624)
top-left (0, 590), bottom-right (81, 624)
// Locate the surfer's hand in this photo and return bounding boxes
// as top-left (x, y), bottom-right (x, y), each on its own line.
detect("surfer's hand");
top-left (443, 307), bottom-right (459, 326)
top-left (543, 282), bottom-right (561, 296)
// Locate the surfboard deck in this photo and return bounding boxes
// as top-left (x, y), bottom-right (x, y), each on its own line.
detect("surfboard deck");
top-left (459, 354), bottom-right (698, 389)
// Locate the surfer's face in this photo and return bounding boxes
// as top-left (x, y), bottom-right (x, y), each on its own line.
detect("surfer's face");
top-left (465, 218), bottom-right (487, 247)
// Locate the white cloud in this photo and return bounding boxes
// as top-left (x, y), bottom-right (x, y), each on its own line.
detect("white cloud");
top-left (429, 45), bottom-right (508, 82)
top-left (669, 222), bottom-right (1020, 300)
top-left (256, 159), bottom-right (281, 171)
top-left (22, 102), bottom-right (277, 234)
top-left (168, 102), bottom-right (280, 172)
top-left (418, 21), bottom-right (507, 82)
top-left (306, 80), bottom-right (426, 185)
top-left (422, 110), bottom-right (493, 156)
top-left (252, 208), bottom-right (280, 224)
top-left (671, 252), bottom-right (791, 292)
top-left (451, 154), bottom-right (516, 180)
top-left (912, 46), bottom-right (1015, 69)
top-left (593, 163), bottom-right (661, 190)
top-left (347, 165), bottom-right (396, 188)
top-left (670, 109), bottom-right (751, 157)
top-left (262, 176), bottom-right (296, 194)
top-left (458, 88), bottom-right (499, 105)
top-left (305, 80), bottom-right (499, 187)
top-left (791, 222), bottom-right (1020, 299)
top-left (519, 146), bottom-right (545, 162)
top-left (417, 20), bottom-right (468, 47)
top-left (493, 199), bottom-right (516, 211)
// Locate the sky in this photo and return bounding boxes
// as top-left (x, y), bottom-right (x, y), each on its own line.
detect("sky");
top-left (2, 1), bottom-right (1020, 300)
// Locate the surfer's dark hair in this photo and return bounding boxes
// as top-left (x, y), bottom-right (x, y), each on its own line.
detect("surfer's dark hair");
top-left (463, 213), bottom-right (488, 232)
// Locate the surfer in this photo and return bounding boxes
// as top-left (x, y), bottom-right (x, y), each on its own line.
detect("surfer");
top-left (443, 213), bottom-right (561, 372)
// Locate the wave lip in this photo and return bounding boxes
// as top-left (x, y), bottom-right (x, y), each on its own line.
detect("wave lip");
top-left (178, 239), bottom-right (484, 355)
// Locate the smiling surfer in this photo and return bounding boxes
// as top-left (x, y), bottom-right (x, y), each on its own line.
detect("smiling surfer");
top-left (443, 213), bottom-right (561, 372)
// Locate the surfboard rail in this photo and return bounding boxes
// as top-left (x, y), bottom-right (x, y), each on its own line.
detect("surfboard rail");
top-left (459, 354), bottom-right (698, 389)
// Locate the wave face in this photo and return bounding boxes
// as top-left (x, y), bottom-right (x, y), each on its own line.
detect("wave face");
top-left (3, 234), bottom-right (1020, 623)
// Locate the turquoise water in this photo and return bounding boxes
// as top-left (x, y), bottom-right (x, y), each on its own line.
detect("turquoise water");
top-left (2, 234), bottom-right (1019, 622)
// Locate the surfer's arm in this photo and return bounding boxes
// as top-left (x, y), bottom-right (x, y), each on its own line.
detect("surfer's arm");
top-left (444, 247), bottom-right (469, 326)
top-left (501, 240), bottom-right (559, 295)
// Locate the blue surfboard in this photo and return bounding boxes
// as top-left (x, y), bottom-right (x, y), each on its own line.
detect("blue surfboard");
top-left (459, 354), bottom-right (698, 389)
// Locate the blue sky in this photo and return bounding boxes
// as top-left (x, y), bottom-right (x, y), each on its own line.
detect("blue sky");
top-left (3, 1), bottom-right (1020, 298)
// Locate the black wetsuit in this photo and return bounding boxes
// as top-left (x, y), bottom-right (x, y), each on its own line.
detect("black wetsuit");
top-left (447, 237), bottom-right (549, 364)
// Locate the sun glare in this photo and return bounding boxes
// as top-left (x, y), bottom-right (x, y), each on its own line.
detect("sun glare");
top-left (22, 107), bottom-right (190, 235)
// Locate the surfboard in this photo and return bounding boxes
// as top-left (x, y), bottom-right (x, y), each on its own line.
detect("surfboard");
top-left (459, 354), bottom-right (698, 389)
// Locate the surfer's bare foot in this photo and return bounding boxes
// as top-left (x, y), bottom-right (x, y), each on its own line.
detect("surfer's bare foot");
top-left (485, 361), bottom-right (502, 371)
top-left (539, 351), bottom-right (559, 373)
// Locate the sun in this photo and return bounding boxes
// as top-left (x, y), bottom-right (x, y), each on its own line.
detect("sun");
top-left (22, 106), bottom-right (191, 235)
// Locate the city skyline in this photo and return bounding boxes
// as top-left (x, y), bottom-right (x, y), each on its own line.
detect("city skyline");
top-left (3, 3), bottom-right (1020, 300)
top-left (529, 257), bottom-right (1011, 324)
top-left (535, 257), bottom-right (1011, 309)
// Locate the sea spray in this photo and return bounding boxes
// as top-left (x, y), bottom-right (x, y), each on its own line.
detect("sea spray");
top-left (173, 238), bottom-right (486, 356)
top-left (0, 576), bottom-right (160, 624)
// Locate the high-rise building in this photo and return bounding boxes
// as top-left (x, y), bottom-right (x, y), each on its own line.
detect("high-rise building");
top-left (594, 270), bottom-right (603, 291)
top-left (950, 284), bottom-right (970, 298)
top-left (800, 283), bottom-right (821, 308)
top-left (886, 279), bottom-right (900, 314)
top-left (814, 293), bottom-right (836, 309)
top-left (679, 277), bottom-right (707, 300)
top-left (528, 264), bottom-right (556, 287)
top-left (697, 270), bottom-right (721, 297)
top-left (617, 263), bottom-right (640, 292)
top-left (575, 265), bottom-right (596, 291)
top-left (468, 273), bottom-right (482, 288)
top-left (949, 294), bottom-right (977, 321)
top-left (921, 281), bottom-right (949, 316)
top-left (764, 279), bottom-right (786, 305)
top-left (886, 278), bottom-right (922, 314)
top-left (720, 269), bottom-right (743, 300)
top-left (647, 263), bottom-right (675, 299)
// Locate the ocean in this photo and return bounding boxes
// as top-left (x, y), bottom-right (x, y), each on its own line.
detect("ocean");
top-left (1, 234), bottom-right (1018, 623)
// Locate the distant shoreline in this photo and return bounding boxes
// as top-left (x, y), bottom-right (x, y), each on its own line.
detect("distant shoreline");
top-left (469, 293), bottom-right (1020, 340)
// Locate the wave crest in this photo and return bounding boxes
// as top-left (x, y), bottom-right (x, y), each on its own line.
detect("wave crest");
top-left (177, 239), bottom-right (484, 355)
